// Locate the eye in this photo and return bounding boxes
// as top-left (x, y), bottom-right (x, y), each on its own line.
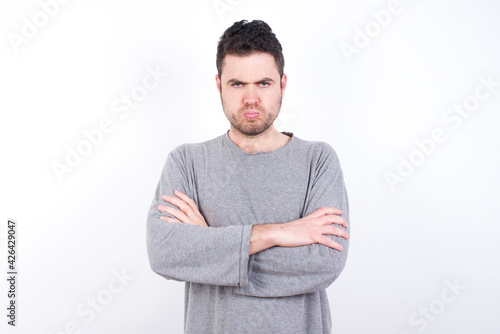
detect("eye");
top-left (232, 82), bottom-right (243, 88)
top-left (259, 82), bottom-right (270, 88)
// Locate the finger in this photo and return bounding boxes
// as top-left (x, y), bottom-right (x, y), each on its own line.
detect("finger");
top-left (158, 205), bottom-right (191, 223)
top-left (322, 225), bottom-right (349, 240)
top-left (162, 195), bottom-right (192, 215)
top-left (173, 191), bottom-right (207, 226)
top-left (163, 193), bottom-right (202, 222)
top-left (163, 194), bottom-right (205, 225)
top-left (173, 190), bottom-right (205, 221)
top-left (309, 207), bottom-right (343, 219)
top-left (321, 215), bottom-right (348, 229)
top-left (316, 235), bottom-right (344, 251)
top-left (159, 216), bottom-right (181, 223)
top-left (162, 195), bottom-right (199, 220)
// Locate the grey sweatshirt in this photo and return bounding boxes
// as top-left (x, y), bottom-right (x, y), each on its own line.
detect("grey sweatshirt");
top-left (146, 131), bottom-right (350, 334)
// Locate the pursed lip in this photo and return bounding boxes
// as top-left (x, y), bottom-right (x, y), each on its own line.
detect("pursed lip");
top-left (244, 111), bottom-right (259, 119)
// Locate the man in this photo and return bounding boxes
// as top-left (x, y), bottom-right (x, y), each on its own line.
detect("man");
top-left (146, 19), bottom-right (350, 333)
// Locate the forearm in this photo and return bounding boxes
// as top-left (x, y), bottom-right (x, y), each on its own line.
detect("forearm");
top-left (235, 226), bottom-right (349, 297)
top-left (240, 209), bottom-right (350, 297)
top-left (147, 206), bottom-right (253, 286)
top-left (249, 206), bottom-right (348, 255)
top-left (146, 147), bottom-right (253, 286)
top-left (249, 224), bottom-right (279, 255)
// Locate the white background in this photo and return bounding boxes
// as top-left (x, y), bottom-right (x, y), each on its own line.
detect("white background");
top-left (1, 0), bottom-right (499, 333)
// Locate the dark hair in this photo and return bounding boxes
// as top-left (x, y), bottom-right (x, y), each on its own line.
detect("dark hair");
top-left (216, 20), bottom-right (284, 79)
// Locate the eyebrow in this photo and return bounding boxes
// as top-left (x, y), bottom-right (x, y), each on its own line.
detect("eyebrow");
top-left (226, 77), bottom-right (275, 85)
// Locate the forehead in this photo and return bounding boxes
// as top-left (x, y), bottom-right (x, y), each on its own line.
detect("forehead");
top-left (221, 52), bottom-right (280, 80)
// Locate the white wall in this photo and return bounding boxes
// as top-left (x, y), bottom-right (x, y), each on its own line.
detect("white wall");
top-left (1, 0), bottom-right (499, 333)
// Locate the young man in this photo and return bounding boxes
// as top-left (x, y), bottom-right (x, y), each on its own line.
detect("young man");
top-left (146, 20), bottom-right (350, 333)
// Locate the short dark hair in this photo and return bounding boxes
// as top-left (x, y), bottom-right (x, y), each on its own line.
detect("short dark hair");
top-left (216, 20), bottom-right (284, 79)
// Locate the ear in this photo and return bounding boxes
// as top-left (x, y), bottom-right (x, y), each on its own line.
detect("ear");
top-left (281, 73), bottom-right (287, 95)
top-left (216, 74), bottom-right (221, 94)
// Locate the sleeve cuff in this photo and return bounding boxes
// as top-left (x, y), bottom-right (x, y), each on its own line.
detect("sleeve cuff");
top-left (238, 224), bottom-right (253, 288)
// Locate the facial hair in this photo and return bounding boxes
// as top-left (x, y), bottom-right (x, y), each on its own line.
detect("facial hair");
top-left (221, 93), bottom-right (283, 137)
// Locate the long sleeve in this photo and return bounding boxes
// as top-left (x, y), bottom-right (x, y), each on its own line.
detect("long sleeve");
top-left (146, 145), bottom-right (253, 287)
top-left (232, 143), bottom-right (350, 297)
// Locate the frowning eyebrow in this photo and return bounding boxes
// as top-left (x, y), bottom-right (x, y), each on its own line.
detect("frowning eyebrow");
top-left (226, 77), bottom-right (275, 85)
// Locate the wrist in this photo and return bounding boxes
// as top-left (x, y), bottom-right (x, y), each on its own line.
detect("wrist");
top-left (249, 224), bottom-right (281, 255)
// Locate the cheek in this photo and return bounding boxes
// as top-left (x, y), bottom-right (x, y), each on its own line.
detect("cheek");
top-left (263, 90), bottom-right (282, 103)
top-left (222, 90), bottom-right (244, 104)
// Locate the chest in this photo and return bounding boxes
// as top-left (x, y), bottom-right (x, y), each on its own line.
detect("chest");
top-left (195, 155), bottom-right (313, 227)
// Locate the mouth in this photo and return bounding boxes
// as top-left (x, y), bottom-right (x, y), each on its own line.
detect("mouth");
top-left (243, 110), bottom-right (260, 120)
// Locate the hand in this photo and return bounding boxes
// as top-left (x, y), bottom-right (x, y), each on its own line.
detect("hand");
top-left (249, 207), bottom-right (348, 255)
top-left (277, 207), bottom-right (349, 250)
top-left (157, 190), bottom-right (208, 227)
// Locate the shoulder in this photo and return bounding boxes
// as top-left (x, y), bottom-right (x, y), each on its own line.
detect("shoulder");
top-left (167, 134), bottom-right (224, 160)
top-left (292, 135), bottom-right (341, 167)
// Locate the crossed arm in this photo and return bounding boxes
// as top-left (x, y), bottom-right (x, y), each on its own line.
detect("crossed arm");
top-left (158, 190), bottom-right (349, 256)
top-left (147, 144), bottom-right (350, 297)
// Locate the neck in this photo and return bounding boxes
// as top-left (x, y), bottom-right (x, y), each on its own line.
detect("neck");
top-left (228, 126), bottom-right (291, 154)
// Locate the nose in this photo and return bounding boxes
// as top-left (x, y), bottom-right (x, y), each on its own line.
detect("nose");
top-left (243, 85), bottom-right (259, 105)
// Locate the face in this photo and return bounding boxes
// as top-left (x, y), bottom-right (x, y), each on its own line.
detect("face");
top-left (216, 52), bottom-right (287, 137)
